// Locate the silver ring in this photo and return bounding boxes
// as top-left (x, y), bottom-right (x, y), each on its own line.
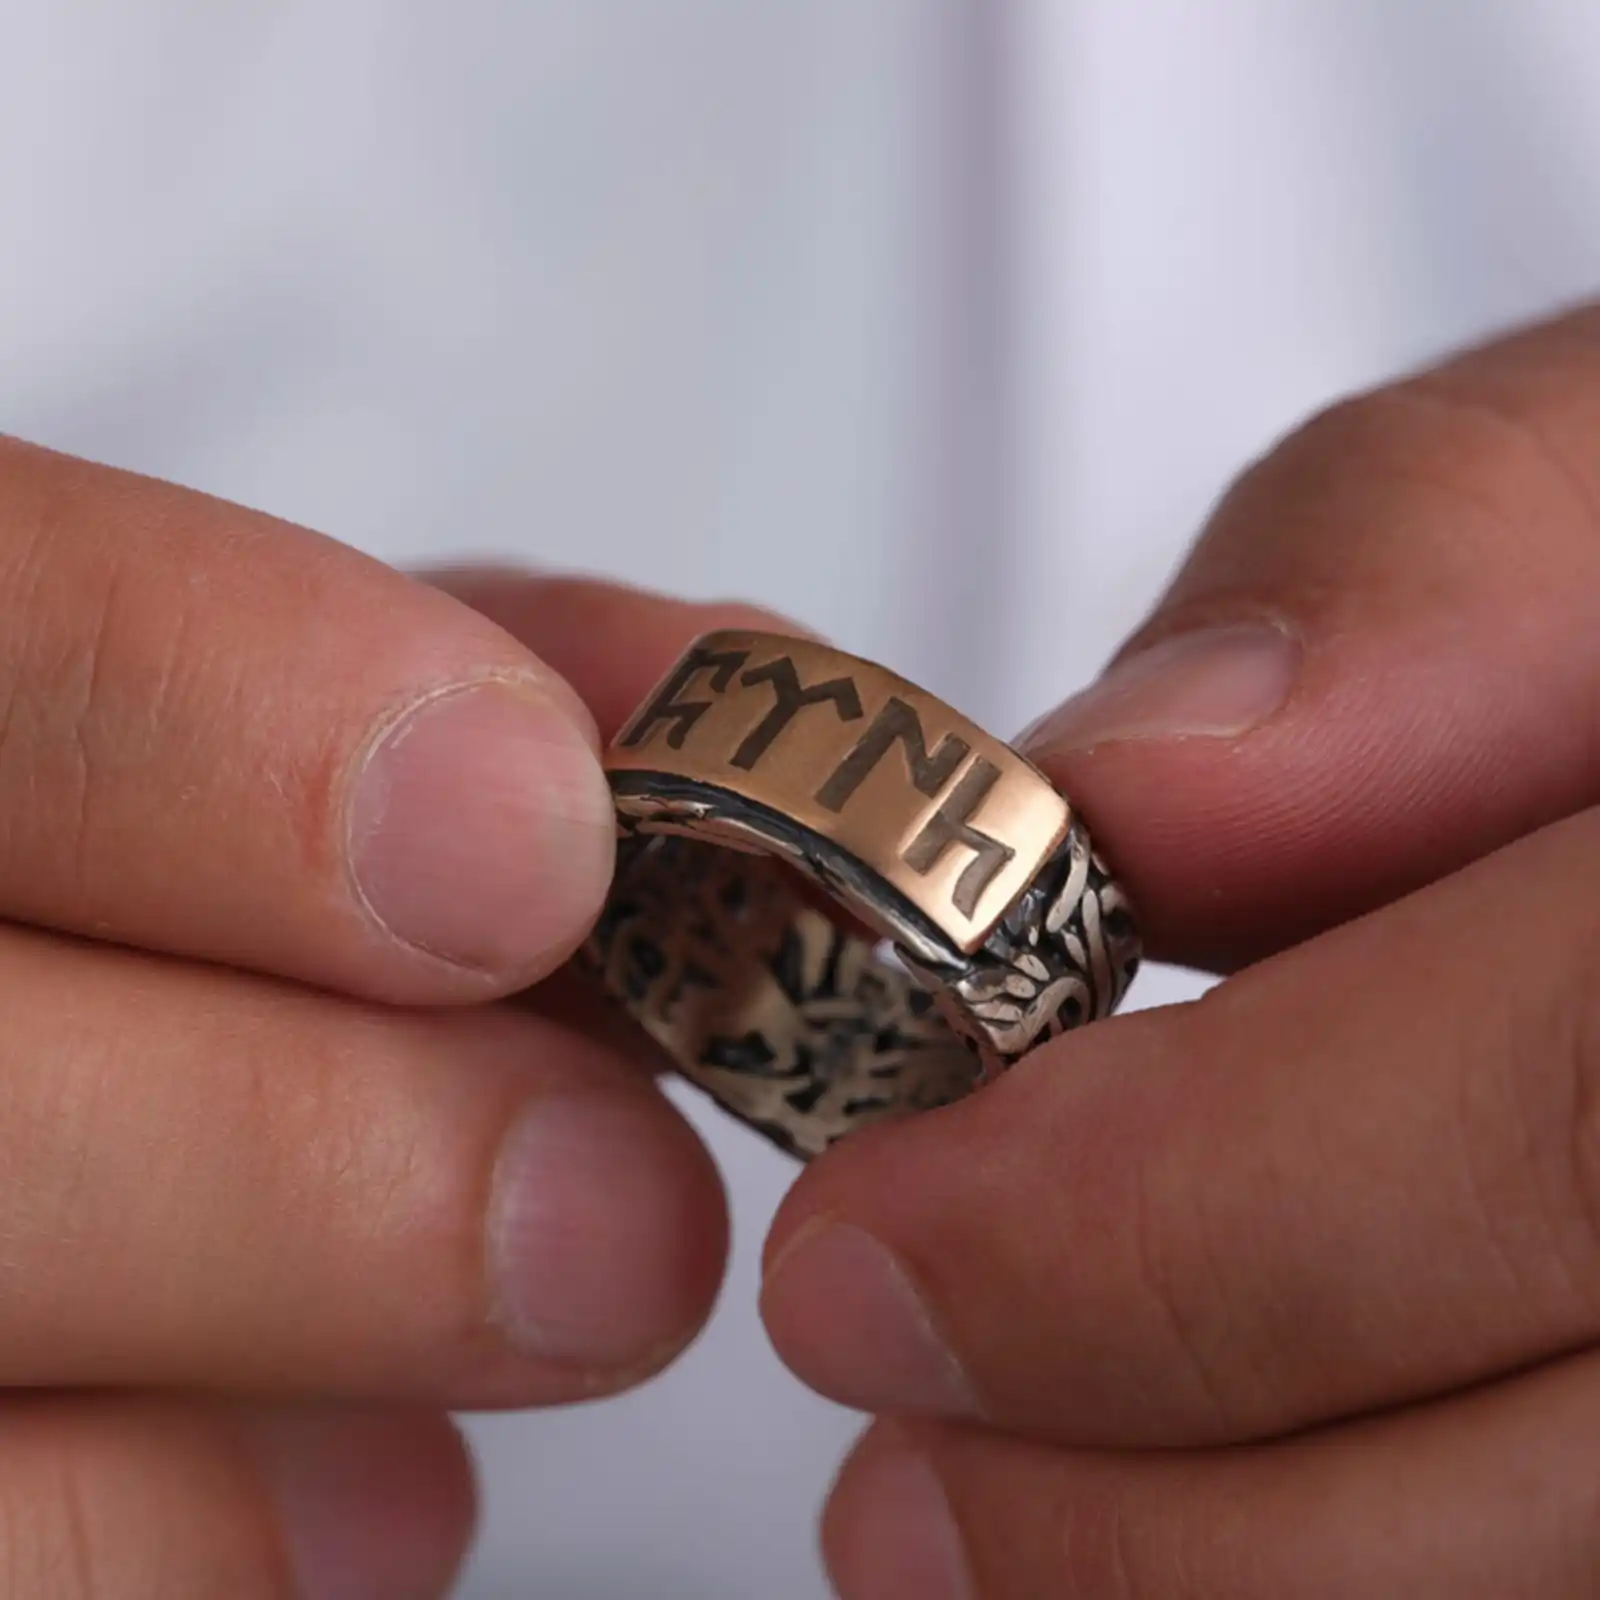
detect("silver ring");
top-left (585, 631), bottom-right (1141, 1159)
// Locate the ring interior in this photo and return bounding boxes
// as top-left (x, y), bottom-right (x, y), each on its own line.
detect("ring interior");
top-left (586, 831), bottom-right (981, 1161)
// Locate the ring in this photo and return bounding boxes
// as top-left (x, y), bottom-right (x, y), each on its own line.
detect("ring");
top-left (585, 631), bottom-right (1141, 1159)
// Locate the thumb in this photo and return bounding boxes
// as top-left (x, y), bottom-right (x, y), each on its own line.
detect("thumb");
top-left (1021, 306), bottom-right (1600, 972)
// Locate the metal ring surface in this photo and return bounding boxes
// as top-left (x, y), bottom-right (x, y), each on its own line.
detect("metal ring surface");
top-left (585, 631), bottom-right (1141, 1159)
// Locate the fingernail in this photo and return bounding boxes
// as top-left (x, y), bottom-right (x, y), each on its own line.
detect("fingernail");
top-left (762, 1223), bottom-right (977, 1417)
top-left (349, 679), bottom-right (614, 975)
top-left (828, 1445), bottom-right (972, 1600)
top-left (247, 1409), bottom-right (474, 1600)
top-left (1021, 620), bottom-right (1300, 757)
top-left (489, 1090), bottom-right (710, 1372)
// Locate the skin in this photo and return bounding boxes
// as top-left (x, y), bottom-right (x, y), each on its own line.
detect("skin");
top-left (758, 305), bottom-right (1600, 1595)
top-left (8, 300), bottom-right (1600, 1594)
top-left (0, 434), bottom-right (787, 1595)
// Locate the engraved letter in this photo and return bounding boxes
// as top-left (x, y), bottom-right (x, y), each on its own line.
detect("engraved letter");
top-left (902, 758), bottom-right (1016, 918)
top-left (815, 696), bottom-right (969, 813)
top-left (730, 657), bottom-right (864, 770)
top-left (619, 647), bottom-right (749, 750)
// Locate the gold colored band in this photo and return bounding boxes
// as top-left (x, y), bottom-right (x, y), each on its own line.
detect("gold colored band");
top-left (585, 631), bottom-right (1141, 1159)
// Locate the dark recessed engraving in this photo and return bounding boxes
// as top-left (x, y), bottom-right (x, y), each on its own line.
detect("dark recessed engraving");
top-left (701, 1030), bottom-right (779, 1074)
top-left (731, 657), bottom-right (864, 770)
top-left (589, 747), bottom-right (1141, 1159)
top-left (785, 1072), bottom-right (830, 1115)
top-left (623, 933), bottom-right (668, 1002)
top-left (840, 1095), bottom-right (896, 1119)
top-left (621, 646), bottom-right (749, 750)
top-left (770, 923), bottom-right (811, 1006)
top-left (902, 758), bottom-right (1016, 917)
top-left (815, 696), bottom-right (970, 814)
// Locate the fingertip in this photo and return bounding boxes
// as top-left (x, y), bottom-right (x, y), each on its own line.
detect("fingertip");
top-left (1020, 620), bottom-right (1302, 758)
top-left (760, 1218), bottom-right (978, 1419)
top-left (1018, 617), bottom-right (1318, 970)
top-left (245, 1407), bottom-right (477, 1600)
top-left (823, 1423), bottom-right (973, 1600)
top-left (345, 676), bottom-right (616, 994)
top-left (487, 1081), bottom-right (729, 1386)
top-left (418, 567), bottom-right (815, 740)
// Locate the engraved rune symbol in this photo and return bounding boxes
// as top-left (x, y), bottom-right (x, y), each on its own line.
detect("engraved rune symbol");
top-left (815, 697), bottom-right (970, 812)
top-left (730, 657), bottom-right (864, 770)
top-left (621, 646), bottom-right (750, 750)
top-left (903, 758), bottom-right (1016, 918)
top-left (816, 697), bottom-right (1015, 919)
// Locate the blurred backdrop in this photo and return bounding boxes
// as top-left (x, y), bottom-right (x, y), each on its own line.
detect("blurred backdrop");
top-left (5, 2), bottom-right (1600, 1594)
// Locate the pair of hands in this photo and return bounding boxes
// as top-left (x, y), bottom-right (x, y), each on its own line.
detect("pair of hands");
top-left (4, 304), bottom-right (1600, 1598)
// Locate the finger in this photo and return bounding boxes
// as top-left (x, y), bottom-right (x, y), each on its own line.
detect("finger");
top-left (764, 808), bottom-right (1600, 1447)
top-left (1018, 305), bottom-right (1600, 970)
top-left (0, 1398), bottom-right (471, 1600)
top-left (0, 437), bottom-right (621, 1004)
top-left (429, 570), bottom-right (898, 946)
top-left (826, 1353), bottom-right (1600, 1600)
top-left (421, 566), bottom-right (810, 739)
top-left (510, 960), bottom-right (680, 1073)
top-left (420, 570), bottom-right (826, 1061)
top-left (0, 928), bottom-right (725, 1401)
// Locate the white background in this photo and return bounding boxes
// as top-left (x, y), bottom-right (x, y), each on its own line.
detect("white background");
top-left (5, 3), bottom-right (1600, 1594)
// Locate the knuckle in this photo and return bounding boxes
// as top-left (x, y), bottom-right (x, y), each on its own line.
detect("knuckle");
top-left (1390, 373), bottom-right (1600, 548)
top-left (1449, 837), bottom-right (1600, 1324)
top-left (1273, 377), bottom-right (1586, 533)
top-left (1549, 915), bottom-right (1600, 1286)
top-left (1126, 1183), bottom-right (1233, 1430)
top-left (1119, 1073), bottom-right (1269, 1439)
top-left (0, 1416), bottom-right (289, 1600)
top-left (226, 1002), bottom-right (459, 1284)
top-left (1185, 375), bottom-right (1600, 620)
top-left (0, 1459), bottom-right (104, 1600)
top-left (1056, 1483), bottom-right (1236, 1600)
top-left (227, 1000), bottom-right (498, 1371)
top-left (0, 481), bottom-right (182, 898)
top-left (1056, 1491), bottom-right (1160, 1598)
top-left (0, 445), bottom-right (352, 914)
top-left (1263, 386), bottom-right (1521, 553)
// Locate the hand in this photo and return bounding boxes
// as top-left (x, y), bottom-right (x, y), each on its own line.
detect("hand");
top-left (0, 437), bottom-right (764, 1597)
top-left (762, 307), bottom-right (1600, 1597)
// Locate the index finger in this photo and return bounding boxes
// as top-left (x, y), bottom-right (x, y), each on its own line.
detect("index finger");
top-left (0, 439), bottom-right (627, 1002)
